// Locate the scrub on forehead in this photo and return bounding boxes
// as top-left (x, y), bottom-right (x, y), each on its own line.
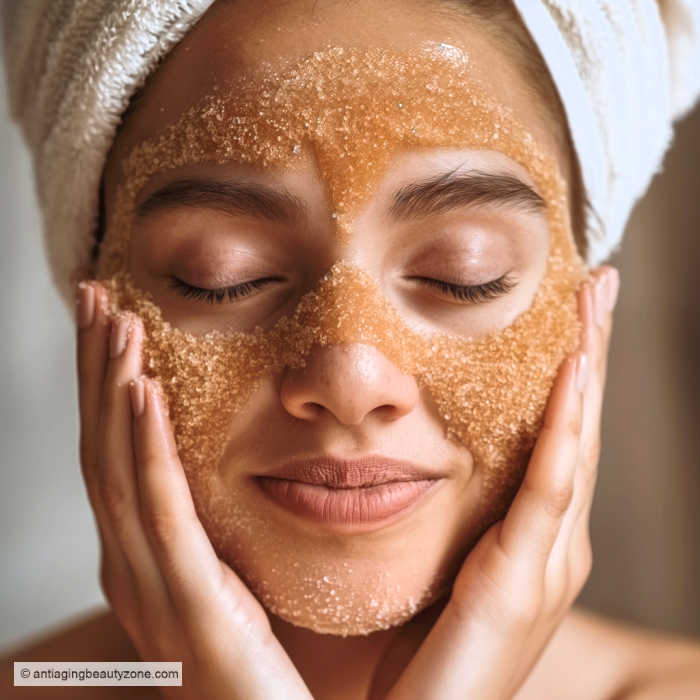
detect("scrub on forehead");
top-left (96, 44), bottom-right (589, 636)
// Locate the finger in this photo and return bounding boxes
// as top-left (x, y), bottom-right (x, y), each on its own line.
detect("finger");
top-left (132, 377), bottom-right (312, 696)
top-left (75, 283), bottom-right (142, 639)
top-left (577, 267), bottom-right (617, 492)
top-left (97, 313), bottom-right (175, 625)
top-left (566, 490), bottom-right (595, 598)
top-left (386, 355), bottom-right (585, 700)
top-left (76, 280), bottom-right (112, 506)
top-left (497, 348), bottom-right (585, 570)
top-left (565, 267), bottom-right (618, 584)
top-left (553, 271), bottom-right (610, 531)
top-left (75, 280), bottom-right (109, 553)
top-left (132, 379), bottom-right (251, 629)
top-left (547, 268), bottom-right (619, 603)
top-left (74, 281), bottom-right (126, 560)
top-left (560, 269), bottom-right (617, 547)
top-left (544, 278), bottom-right (596, 600)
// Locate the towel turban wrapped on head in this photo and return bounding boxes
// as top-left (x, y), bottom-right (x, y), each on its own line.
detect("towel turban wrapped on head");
top-left (2, 0), bottom-right (700, 312)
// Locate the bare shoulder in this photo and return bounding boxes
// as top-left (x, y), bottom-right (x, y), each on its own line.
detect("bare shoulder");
top-left (1, 608), bottom-right (159, 699)
top-left (515, 605), bottom-right (700, 700)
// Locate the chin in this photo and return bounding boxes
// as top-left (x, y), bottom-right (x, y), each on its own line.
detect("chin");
top-left (248, 556), bottom-right (455, 637)
top-left (187, 474), bottom-right (478, 636)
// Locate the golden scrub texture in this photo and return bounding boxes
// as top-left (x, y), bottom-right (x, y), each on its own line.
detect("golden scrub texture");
top-left (95, 44), bottom-right (590, 635)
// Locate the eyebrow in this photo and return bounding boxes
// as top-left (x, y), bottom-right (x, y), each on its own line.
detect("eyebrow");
top-left (135, 168), bottom-right (546, 226)
top-left (136, 178), bottom-right (308, 223)
top-left (388, 169), bottom-right (546, 221)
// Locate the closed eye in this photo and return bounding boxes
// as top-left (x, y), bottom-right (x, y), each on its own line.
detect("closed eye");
top-left (408, 274), bottom-right (517, 303)
top-left (167, 273), bottom-right (516, 306)
top-left (167, 276), bottom-right (283, 304)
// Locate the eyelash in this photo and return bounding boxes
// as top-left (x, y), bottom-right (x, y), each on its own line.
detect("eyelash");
top-left (167, 276), bottom-right (277, 304)
top-left (411, 274), bottom-right (517, 303)
top-left (168, 273), bottom-right (517, 305)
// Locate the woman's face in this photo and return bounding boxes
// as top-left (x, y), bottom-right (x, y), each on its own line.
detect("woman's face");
top-left (99, 0), bottom-right (588, 636)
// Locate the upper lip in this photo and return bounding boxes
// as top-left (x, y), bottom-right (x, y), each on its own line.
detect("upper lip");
top-left (258, 455), bottom-right (445, 488)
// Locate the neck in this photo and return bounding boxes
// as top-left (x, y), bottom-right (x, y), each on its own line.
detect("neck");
top-left (268, 593), bottom-right (450, 700)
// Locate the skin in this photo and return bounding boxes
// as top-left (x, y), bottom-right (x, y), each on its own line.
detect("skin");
top-left (99, 3), bottom-right (581, 643)
top-left (96, 0), bottom-right (605, 695)
top-left (69, 271), bottom-right (609, 700)
top-left (5, 1), bottom-right (700, 699)
top-left (83, 0), bottom-right (609, 696)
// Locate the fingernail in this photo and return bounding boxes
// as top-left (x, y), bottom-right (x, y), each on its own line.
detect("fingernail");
top-left (76, 282), bottom-right (95, 330)
top-left (129, 378), bottom-right (145, 417)
top-left (576, 352), bottom-right (588, 393)
top-left (605, 269), bottom-right (620, 311)
top-left (109, 314), bottom-right (132, 358)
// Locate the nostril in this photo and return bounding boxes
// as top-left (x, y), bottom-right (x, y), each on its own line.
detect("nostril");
top-left (297, 401), bottom-right (323, 420)
top-left (376, 404), bottom-right (403, 420)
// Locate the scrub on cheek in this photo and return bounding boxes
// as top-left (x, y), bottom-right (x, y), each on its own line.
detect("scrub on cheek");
top-left (96, 45), bottom-right (589, 636)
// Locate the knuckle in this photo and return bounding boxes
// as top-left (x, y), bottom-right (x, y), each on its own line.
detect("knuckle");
top-left (566, 409), bottom-right (584, 437)
top-left (506, 586), bottom-right (542, 629)
top-left (142, 505), bottom-right (179, 549)
top-left (587, 436), bottom-right (601, 462)
top-left (227, 593), bottom-right (265, 636)
top-left (140, 447), bottom-right (165, 475)
top-left (99, 473), bottom-right (131, 526)
top-left (543, 482), bottom-right (574, 519)
top-left (100, 386), bottom-right (121, 418)
top-left (477, 560), bottom-right (543, 629)
top-left (581, 440), bottom-right (601, 478)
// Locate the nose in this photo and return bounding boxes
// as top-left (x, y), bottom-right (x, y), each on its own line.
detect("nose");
top-left (279, 343), bottom-right (419, 425)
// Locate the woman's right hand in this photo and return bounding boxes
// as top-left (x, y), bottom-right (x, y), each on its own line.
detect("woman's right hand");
top-left (75, 279), bottom-right (313, 700)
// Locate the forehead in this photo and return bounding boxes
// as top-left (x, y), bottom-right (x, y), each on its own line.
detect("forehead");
top-left (105, 0), bottom-right (564, 196)
top-left (111, 47), bottom-right (564, 237)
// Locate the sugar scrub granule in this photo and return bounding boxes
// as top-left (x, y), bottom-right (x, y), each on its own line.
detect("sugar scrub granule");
top-left (95, 45), bottom-right (590, 636)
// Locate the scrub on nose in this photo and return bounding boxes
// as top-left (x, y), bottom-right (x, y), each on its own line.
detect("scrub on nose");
top-left (96, 45), bottom-right (589, 635)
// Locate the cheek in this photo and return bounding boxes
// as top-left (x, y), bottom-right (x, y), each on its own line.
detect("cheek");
top-left (102, 215), bottom-right (585, 515)
top-left (98, 186), bottom-right (586, 637)
top-left (94, 43), bottom-right (591, 636)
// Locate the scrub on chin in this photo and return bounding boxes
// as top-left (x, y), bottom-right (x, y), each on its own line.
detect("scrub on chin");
top-left (96, 44), bottom-right (590, 636)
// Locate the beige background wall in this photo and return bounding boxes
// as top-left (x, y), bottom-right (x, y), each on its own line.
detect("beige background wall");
top-left (578, 103), bottom-right (700, 638)
top-left (1, 68), bottom-right (698, 651)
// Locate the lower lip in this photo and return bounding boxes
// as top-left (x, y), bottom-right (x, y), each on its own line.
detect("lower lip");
top-left (255, 477), bottom-right (441, 532)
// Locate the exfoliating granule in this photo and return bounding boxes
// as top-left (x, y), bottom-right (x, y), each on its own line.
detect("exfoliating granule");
top-left (96, 44), bottom-right (589, 635)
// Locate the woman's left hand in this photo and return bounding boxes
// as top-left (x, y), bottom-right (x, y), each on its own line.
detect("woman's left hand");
top-left (384, 265), bottom-right (620, 700)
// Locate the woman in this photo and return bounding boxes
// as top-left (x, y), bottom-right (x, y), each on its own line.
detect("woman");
top-left (3, 0), bottom-right (700, 698)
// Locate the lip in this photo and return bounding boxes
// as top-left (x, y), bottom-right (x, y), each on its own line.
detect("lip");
top-left (254, 455), bottom-right (445, 532)
top-left (260, 454), bottom-right (444, 487)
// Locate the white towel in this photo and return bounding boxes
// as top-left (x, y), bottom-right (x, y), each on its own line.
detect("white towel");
top-left (2, 0), bottom-right (699, 311)
top-left (512, 0), bottom-right (700, 266)
top-left (2, 0), bottom-right (216, 311)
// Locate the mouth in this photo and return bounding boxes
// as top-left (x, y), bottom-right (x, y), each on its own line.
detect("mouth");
top-left (254, 455), bottom-right (445, 532)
